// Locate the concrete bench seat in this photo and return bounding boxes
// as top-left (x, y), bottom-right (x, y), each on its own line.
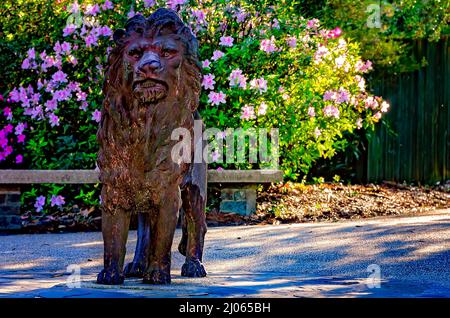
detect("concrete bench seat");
top-left (0, 169), bottom-right (283, 230)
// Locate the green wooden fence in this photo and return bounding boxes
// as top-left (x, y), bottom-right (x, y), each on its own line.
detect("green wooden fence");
top-left (367, 37), bottom-right (450, 184)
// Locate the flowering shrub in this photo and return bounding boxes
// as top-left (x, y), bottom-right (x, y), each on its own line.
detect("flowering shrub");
top-left (0, 0), bottom-right (388, 213)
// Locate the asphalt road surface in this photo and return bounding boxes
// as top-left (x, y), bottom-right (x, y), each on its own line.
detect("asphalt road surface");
top-left (1, 209), bottom-right (449, 298)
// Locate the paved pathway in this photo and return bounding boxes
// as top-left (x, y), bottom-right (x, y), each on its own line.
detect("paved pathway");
top-left (1, 210), bottom-right (449, 297)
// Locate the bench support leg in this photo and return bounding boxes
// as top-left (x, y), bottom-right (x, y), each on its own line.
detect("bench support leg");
top-left (0, 185), bottom-right (22, 231)
top-left (220, 185), bottom-right (257, 216)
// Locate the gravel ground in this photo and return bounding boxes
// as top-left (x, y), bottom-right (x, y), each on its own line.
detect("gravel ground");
top-left (1, 209), bottom-right (449, 297)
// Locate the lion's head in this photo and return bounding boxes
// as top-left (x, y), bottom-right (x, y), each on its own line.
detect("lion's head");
top-left (104, 8), bottom-right (201, 111)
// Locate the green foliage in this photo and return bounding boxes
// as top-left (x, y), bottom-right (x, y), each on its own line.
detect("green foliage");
top-left (0, 0), bottom-right (387, 213)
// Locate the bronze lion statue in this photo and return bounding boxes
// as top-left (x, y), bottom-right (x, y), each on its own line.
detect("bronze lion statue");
top-left (96, 8), bottom-right (207, 285)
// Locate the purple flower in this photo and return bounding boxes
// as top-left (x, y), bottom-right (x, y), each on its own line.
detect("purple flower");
top-left (52, 70), bottom-right (68, 84)
top-left (3, 107), bottom-right (12, 121)
top-left (45, 99), bottom-right (58, 111)
top-left (167, 0), bottom-right (187, 10)
top-left (34, 195), bottom-right (46, 212)
top-left (101, 0), bottom-right (114, 10)
top-left (228, 69), bottom-right (247, 88)
top-left (260, 36), bottom-right (277, 53)
top-left (50, 195), bottom-right (65, 207)
top-left (85, 3), bottom-right (100, 16)
top-left (219, 36), bottom-right (234, 47)
top-left (61, 42), bottom-right (71, 55)
top-left (99, 26), bottom-right (112, 37)
top-left (211, 50), bottom-right (224, 61)
top-left (207, 91), bottom-right (226, 106)
top-left (92, 109), bottom-right (101, 123)
top-left (85, 34), bottom-right (98, 48)
top-left (250, 77), bottom-right (268, 94)
top-left (17, 134), bottom-right (26, 143)
top-left (27, 48), bottom-right (36, 60)
top-left (323, 105), bottom-right (340, 118)
top-left (14, 122), bottom-right (26, 135)
top-left (144, 0), bottom-right (156, 8)
top-left (15, 154), bottom-right (23, 164)
top-left (48, 113), bottom-right (60, 127)
top-left (202, 74), bottom-right (216, 90)
top-left (21, 58), bottom-right (31, 70)
top-left (202, 59), bottom-right (211, 68)
top-left (241, 105), bottom-right (256, 120)
top-left (63, 24), bottom-right (77, 37)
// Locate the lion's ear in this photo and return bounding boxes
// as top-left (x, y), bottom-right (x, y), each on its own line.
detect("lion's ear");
top-left (113, 29), bottom-right (127, 45)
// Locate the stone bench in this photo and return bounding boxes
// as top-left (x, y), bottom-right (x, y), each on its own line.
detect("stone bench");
top-left (0, 169), bottom-right (282, 230)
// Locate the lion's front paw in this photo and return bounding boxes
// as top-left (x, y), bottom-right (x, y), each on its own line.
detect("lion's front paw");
top-left (181, 259), bottom-right (207, 278)
top-left (97, 268), bottom-right (124, 285)
top-left (124, 261), bottom-right (146, 278)
top-left (143, 269), bottom-right (171, 285)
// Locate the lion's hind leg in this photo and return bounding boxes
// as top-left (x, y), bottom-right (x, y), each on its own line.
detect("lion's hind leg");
top-left (124, 213), bottom-right (151, 278)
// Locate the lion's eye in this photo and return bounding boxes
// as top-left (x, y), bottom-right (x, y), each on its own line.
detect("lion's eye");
top-left (161, 49), bottom-right (177, 58)
top-left (128, 49), bottom-right (142, 59)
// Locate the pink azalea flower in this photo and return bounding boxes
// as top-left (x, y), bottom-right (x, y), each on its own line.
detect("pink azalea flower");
top-left (14, 122), bottom-right (26, 135)
top-left (211, 50), bottom-right (224, 61)
top-left (356, 118), bottom-right (363, 129)
top-left (3, 107), bottom-right (13, 120)
top-left (21, 58), bottom-right (31, 70)
top-left (364, 96), bottom-right (378, 109)
top-left (167, 0), bottom-right (187, 10)
top-left (228, 69), bottom-right (247, 88)
top-left (52, 70), bottom-right (67, 84)
top-left (61, 42), bottom-right (71, 55)
top-left (260, 36), bottom-right (277, 53)
top-left (50, 195), bottom-right (65, 207)
top-left (381, 101), bottom-right (390, 113)
top-left (258, 102), bottom-right (268, 115)
top-left (192, 9), bottom-right (206, 24)
top-left (85, 34), bottom-right (98, 48)
top-left (92, 109), bottom-right (101, 123)
top-left (63, 24), bottom-right (77, 37)
top-left (208, 91), bottom-right (226, 106)
top-left (48, 113), bottom-right (60, 127)
top-left (15, 154), bottom-right (23, 164)
top-left (250, 77), bottom-right (268, 94)
top-left (286, 36), bottom-right (297, 48)
top-left (144, 0), bottom-right (156, 8)
top-left (314, 127), bottom-right (322, 138)
top-left (306, 19), bottom-right (319, 29)
top-left (27, 48), bottom-right (36, 60)
top-left (17, 134), bottom-right (26, 143)
top-left (69, 1), bottom-right (80, 13)
top-left (219, 36), bottom-right (234, 47)
top-left (323, 105), bottom-right (340, 118)
top-left (4, 124), bottom-right (14, 133)
top-left (241, 105), bottom-right (256, 120)
top-left (202, 59), bottom-right (211, 68)
top-left (45, 99), bottom-right (58, 112)
top-left (102, 0), bottom-right (114, 10)
top-left (336, 88), bottom-right (350, 104)
top-left (202, 74), bottom-right (216, 90)
top-left (373, 111), bottom-right (382, 120)
top-left (323, 90), bottom-right (337, 101)
top-left (85, 3), bottom-right (100, 16)
top-left (99, 26), bottom-right (112, 37)
top-left (308, 107), bottom-right (316, 117)
top-left (34, 195), bottom-right (46, 212)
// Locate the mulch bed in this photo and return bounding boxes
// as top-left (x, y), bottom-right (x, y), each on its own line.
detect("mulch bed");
top-left (13, 181), bottom-right (450, 233)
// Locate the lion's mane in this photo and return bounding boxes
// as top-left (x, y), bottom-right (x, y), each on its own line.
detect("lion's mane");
top-left (97, 9), bottom-right (202, 213)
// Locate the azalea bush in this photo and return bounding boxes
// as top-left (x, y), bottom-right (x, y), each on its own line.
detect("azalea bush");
top-left (0, 0), bottom-right (388, 214)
